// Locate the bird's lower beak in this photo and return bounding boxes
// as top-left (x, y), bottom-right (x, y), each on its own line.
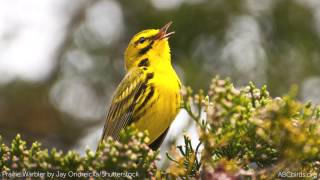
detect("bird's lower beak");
top-left (154, 21), bottom-right (175, 40)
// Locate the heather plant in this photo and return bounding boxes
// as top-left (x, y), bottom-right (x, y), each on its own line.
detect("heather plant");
top-left (0, 128), bottom-right (158, 179)
top-left (1, 77), bottom-right (320, 179)
top-left (166, 77), bottom-right (320, 179)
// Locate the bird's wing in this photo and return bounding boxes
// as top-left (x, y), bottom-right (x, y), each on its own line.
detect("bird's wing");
top-left (100, 68), bottom-right (151, 143)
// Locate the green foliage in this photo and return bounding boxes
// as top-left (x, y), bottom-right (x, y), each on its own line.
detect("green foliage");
top-left (169, 76), bottom-right (320, 179)
top-left (2, 77), bottom-right (320, 179)
top-left (0, 127), bottom-right (158, 179)
top-left (165, 135), bottom-right (202, 179)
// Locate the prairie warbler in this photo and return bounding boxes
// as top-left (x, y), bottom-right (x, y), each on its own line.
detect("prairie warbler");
top-left (99, 22), bottom-right (181, 150)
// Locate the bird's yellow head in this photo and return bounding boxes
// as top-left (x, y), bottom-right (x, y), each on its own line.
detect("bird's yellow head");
top-left (124, 22), bottom-right (175, 70)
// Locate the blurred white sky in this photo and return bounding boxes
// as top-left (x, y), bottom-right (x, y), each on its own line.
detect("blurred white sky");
top-left (0, 0), bottom-right (69, 83)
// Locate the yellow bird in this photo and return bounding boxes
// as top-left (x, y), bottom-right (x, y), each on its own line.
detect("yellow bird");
top-left (99, 22), bottom-right (181, 150)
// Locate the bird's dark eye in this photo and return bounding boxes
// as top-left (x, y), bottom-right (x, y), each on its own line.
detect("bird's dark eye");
top-left (139, 37), bottom-right (146, 44)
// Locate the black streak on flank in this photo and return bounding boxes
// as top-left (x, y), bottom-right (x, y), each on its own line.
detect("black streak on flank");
top-left (132, 72), bottom-right (154, 107)
top-left (128, 72), bottom-right (155, 124)
top-left (138, 58), bottom-right (150, 67)
top-left (130, 97), bottom-right (156, 125)
top-left (135, 85), bottom-right (155, 114)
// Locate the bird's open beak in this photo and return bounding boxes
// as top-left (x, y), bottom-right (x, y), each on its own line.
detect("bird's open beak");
top-left (154, 21), bottom-right (175, 40)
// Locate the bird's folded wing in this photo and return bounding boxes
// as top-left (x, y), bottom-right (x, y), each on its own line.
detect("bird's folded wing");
top-left (100, 68), bottom-right (148, 142)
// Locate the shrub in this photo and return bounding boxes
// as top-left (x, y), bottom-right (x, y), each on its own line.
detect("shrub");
top-left (0, 128), bottom-right (158, 179)
top-left (1, 77), bottom-right (320, 179)
top-left (167, 77), bottom-right (320, 179)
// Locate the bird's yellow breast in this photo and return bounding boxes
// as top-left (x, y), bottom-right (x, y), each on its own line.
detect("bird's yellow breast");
top-left (133, 68), bottom-right (181, 143)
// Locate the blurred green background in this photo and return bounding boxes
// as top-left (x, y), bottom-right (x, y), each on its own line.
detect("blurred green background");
top-left (1, 0), bottom-right (320, 155)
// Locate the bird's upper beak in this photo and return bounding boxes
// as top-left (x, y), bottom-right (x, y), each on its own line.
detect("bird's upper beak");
top-left (154, 21), bottom-right (175, 40)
